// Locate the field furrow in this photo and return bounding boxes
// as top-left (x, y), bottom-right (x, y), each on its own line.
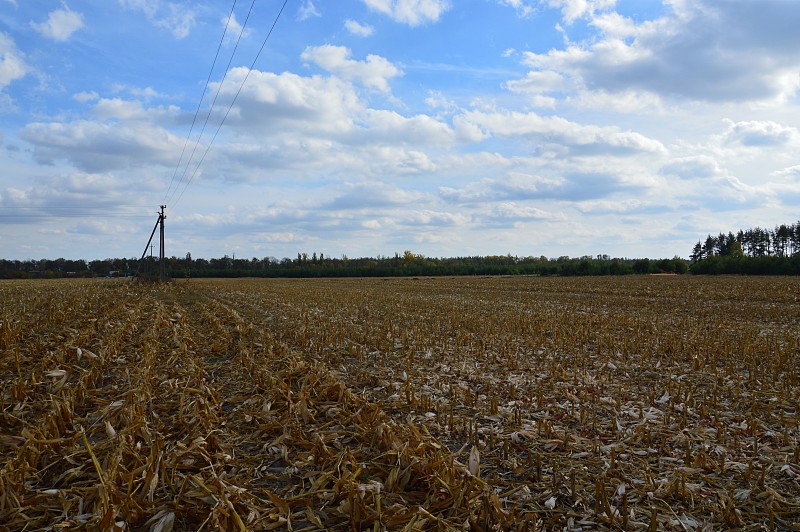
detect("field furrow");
top-left (1, 276), bottom-right (799, 530)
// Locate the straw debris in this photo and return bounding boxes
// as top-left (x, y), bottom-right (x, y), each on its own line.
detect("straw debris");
top-left (1, 276), bottom-right (798, 529)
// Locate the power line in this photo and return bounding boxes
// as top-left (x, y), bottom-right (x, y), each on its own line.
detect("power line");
top-left (1, 207), bottom-right (151, 219)
top-left (133, 0), bottom-right (290, 275)
top-left (171, 0), bottom-right (290, 210)
top-left (162, 0), bottom-right (240, 205)
top-left (0, 214), bottom-right (151, 218)
top-left (2, 206), bottom-right (149, 209)
top-left (163, 0), bottom-right (258, 207)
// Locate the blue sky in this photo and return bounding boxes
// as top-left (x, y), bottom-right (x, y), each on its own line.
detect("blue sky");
top-left (2, 0), bottom-right (800, 261)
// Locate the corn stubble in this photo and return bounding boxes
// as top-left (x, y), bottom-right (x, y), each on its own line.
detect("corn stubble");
top-left (1, 276), bottom-right (798, 530)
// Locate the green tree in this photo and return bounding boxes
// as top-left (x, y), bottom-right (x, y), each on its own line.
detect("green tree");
top-left (632, 258), bottom-right (651, 274)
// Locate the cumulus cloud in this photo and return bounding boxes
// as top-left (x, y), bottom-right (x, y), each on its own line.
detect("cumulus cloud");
top-left (656, 153), bottom-right (769, 210)
top-left (660, 155), bottom-right (722, 180)
top-left (0, 171), bottom-right (157, 223)
top-left (771, 165), bottom-right (800, 181)
top-left (0, 33), bottom-right (29, 89)
top-left (118, 0), bottom-right (195, 38)
top-left (31, 5), bottom-right (84, 41)
top-left (763, 164), bottom-right (800, 205)
top-left (90, 97), bottom-right (174, 121)
top-left (345, 19), bottom-right (374, 37)
top-left (720, 119), bottom-right (800, 148)
top-left (439, 169), bottom-right (629, 204)
top-left (568, 88), bottom-right (664, 113)
top-left (326, 181), bottom-right (424, 210)
top-left (520, 0), bottom-right (800, 104)
top-left (359, 109), bottom-right (453, 148)
top-left (362, 0), bottom-right (451, 26)
top-left (545, 0), bottom-right (616, 24)
top-left (505, 70), bottom-right (565, 94)
top-left (210, 68), bottom-right (364, 135)
top-left (455, 109), bottom-right (666, 156)
top-left (154, 66), bottom-right (457, 184)
top-left (301, 45), bottom-right (402, 93)
top-left (20, 114), bottom-right (182, 173)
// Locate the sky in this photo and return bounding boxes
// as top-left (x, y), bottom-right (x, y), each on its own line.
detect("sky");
top-left (1, 0), bottom-right (800, 261)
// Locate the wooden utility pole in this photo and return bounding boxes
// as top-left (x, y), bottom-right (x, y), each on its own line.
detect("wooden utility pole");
top-left (159, 205), bottom-right (166, 282)
top-left (136, 206), bottom-right (167, 281)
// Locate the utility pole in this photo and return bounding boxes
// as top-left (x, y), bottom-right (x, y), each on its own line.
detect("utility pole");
top-left (159, 205), bottom-right (166, 282)
top-left (137, 206), bottom-right (167, 280)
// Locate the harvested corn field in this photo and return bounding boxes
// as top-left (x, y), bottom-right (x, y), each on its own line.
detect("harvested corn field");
top-left (1, 276), bottom-right (799, 530)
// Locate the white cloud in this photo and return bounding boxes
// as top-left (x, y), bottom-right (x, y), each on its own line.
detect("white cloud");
top-left (771, 165), bottom-right (800, 181)
top-left (91, 98), bottom-right (150, 120)
top-left (589, 10), bottom-right (637, 38)
top-left (345, 19), bottom-right (374, 37)
top-left (660, 155), bottom-right (721, 180)
top-left (424, 90), bottom-right (456, 111)
top-left (211, 68), bottom-right (364, 136)
top-left (223, 13), bottom-right (251, 44)
top-left (456, 109), bottom-right (667, 156)
top-left (118, 0), bottom-right (195, 39)
top-left (505, 70), bottom-right (565, 94)
top-left (301, 45), bottom-right (402, 93)
top-left (719, 119), bottom-right (800, 148)
top-left (20, 98), bottom-right (183, 172)
top-left (405, 209), bottom-right (470, 227)
top-left (0, 33), bottom-right (28, 89)
top-left (498, 0), bottom-right (535, 17)
top-left (327, 181), bottom-right (424, 210)
top-left (568, 88), bottom-right (663, 113)
top-left (298, 0), bottom-right (321, 21)
top-left (523, 0), bottom-right (800, 105)
top-left (21, 121), bottom-right (176, 172)
top-left (438, 170), bottom-right (622, 204)
top-left (545, 0), bottom-right (617, 24)
top-left (362, 0), bottom-right (451, 26)
top-left (575, 198), bottom-right (650, 214)
top-left (162, 67), bottom-right (455, 181)
top-left (360, 109), bottom-right (453, 147)
top-left (0, 170), bottom-right (156, 218)
top-left (129, 86), bottom-right (169, 100)
top-left (31, 5), bottom-right (85, 42)
top-left (490, 201), bottom-right (564, 221)
top-left (529, 95), bottom-right (558, 108)
top-left (73, 91), bottom-right (99, 102)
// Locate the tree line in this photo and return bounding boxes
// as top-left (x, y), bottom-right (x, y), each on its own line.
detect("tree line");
top-left (689, 221), bottom-right (800, 274)
top-left (6, 221), bottom-right (800, 279)
top-left (0, 252), bottom-right (689, 280)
